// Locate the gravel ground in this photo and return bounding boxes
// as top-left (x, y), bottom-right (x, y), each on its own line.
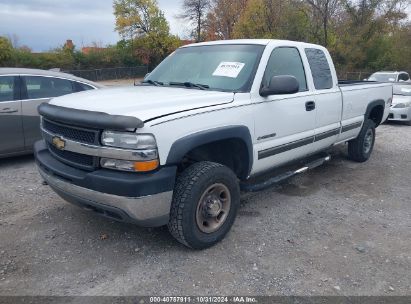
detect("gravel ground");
top-left (0, 123), bottom-right (410, 296)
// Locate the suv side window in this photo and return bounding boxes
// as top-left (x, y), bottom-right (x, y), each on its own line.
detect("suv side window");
top-left (73, 81), bottom-right (94, 92)
top-left (399, 73), bottom-right (410, 81)
top-left (0, 76), bottom-right (17, 102)
top-left (23, 76), bottom-right (74, 100)
top-left (262, 47), bottom-right (308, 92)
top-left (305, 48), bottom-right (333, 90)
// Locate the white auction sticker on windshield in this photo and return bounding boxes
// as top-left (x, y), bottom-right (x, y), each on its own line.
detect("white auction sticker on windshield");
top-left (213, 62), bottom-right (245, 78)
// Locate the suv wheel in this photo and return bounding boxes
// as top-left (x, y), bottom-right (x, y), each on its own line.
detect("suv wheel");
top-left (168, 161), bottom-right (240, 249)
top-left (348, 119), bottom-right (376, 162)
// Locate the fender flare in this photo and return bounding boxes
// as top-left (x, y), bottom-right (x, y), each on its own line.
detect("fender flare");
top-left (166, 125), bottom-right (253, 178)
top-left (365, 99), bottom-right (385, 126)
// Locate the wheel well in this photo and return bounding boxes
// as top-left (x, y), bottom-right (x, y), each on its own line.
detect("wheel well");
top-left (179, 138), bottom-right (250, 180)
top-left (368, 105), bottom-right (384, 126)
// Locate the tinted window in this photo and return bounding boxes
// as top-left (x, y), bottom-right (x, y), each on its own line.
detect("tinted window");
top-left (262, 47), bottom-right (307, 92)
top-left (305, 48), bottom-right (333, 90)
top-left (399, 73), bottom-right (410, 81)
top-left (24, 76), bottom-right (74, 99)
top-left (368, 73), bottom-right (396, 82)
top-left (73, 81), bottom-right (94, 92)
top-left (0, 76), bottom-right (16, 102)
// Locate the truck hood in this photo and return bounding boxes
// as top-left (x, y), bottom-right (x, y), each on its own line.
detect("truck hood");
top-left (50, 86), bottom-right (234, 122)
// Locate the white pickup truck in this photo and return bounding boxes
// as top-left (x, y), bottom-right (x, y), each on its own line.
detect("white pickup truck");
top-left (34, 40), bottom-right (392, 249)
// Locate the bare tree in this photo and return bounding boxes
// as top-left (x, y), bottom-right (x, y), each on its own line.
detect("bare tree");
top-left (179, 0), bottom-right (211, 42)
top-left (342, 0), bottom-right (410, 26)
top-left (206, 0), bottom-right (248, 40)
top-left (304, 0), bottom-right (341, 46)
top-left (7, 34), bottom-right (19, 48)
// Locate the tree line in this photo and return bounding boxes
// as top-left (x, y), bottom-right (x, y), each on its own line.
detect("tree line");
top-left (183, 0), bottom-right (411, 73)
top-left (0, 37), bottom-right (147, 71)
top-left (1, 0), bottom-right (410, 75)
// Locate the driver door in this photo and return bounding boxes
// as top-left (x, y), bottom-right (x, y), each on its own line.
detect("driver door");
top-left (253, 47), bottom-right (317, 174)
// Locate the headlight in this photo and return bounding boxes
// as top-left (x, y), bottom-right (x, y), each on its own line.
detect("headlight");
top-left (100, 131), bottom-right (159, 172)
top-left (101, 131), bottom-right (157, 150)
top-left (393, 101), bottom-right (411, 108)
top-left (394, 103), bottom-right (405, 108)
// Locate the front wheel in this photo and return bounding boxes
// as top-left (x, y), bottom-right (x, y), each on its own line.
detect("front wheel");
top-left (348, 119), bottom-right (376, 162)
top-left (168, 162), bottom-right (240, 249)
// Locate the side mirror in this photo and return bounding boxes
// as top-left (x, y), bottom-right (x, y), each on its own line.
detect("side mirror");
top-left (260, 75), bottom-right (299, 97)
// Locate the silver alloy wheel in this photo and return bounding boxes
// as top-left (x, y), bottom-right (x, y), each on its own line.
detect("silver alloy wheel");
top-left (195, 183), bottom-right (231, 234)
top-left (363, 128), bottom-right (374, 154)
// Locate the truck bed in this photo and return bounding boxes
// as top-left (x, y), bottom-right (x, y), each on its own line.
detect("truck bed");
top-left (338, 80), bottom-right (392, 123)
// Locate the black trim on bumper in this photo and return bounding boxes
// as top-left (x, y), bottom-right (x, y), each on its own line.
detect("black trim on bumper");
top-left (34, 140), bottom-right (176, 198)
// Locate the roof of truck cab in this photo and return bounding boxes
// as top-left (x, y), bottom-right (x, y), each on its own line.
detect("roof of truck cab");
top-left (181, 39), bottom-right (325, 49)
top-left (0, 68), bottom-right (102, 88)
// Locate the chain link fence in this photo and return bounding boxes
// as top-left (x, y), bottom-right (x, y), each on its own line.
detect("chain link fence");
top-left (64, 66), bottom-right (148, 82)
top-left (337, 71), bottom-right (373, 81)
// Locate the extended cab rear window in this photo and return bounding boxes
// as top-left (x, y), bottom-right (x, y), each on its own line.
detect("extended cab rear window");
top-left (305, 48), bottom-right (333, 90)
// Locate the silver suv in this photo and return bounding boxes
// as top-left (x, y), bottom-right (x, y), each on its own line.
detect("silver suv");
top-left (0, 68), bottom-right (102, 158)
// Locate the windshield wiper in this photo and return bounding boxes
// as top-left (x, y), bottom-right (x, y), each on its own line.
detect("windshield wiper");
top-left (142, 79), bottom-right (164, 86)
top-left (169, 82), bottom-right (210, 90)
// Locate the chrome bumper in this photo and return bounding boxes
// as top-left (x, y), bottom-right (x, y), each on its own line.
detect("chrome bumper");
top-left (38, 166), bottom-right (173, 227)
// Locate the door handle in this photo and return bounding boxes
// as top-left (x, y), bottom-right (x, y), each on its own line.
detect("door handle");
top-left (305, 101), bottom-right (316, 112)
top-left (0, 108), bottom-right (18, 114)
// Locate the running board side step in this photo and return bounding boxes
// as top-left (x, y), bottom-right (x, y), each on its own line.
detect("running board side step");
top-left (240, 154), bottom-right (331, 192)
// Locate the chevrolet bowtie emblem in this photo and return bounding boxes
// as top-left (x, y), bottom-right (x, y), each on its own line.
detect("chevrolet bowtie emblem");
top-left (52, 136), bottom-right (66, 150)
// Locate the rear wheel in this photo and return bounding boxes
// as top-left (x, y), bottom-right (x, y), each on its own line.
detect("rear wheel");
top-left (348, 119), bottom-right (376, 162)
top-left (168, 161), bottom-right (240, 249)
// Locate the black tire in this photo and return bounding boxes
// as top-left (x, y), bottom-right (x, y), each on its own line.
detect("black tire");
top-left (348, 119), bottom-right (376, 162)
top-left (168, 161), bottom-right (240, 249)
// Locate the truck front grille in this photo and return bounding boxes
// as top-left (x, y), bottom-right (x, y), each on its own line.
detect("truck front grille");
top-left (43, 119), bottom-right (99, 144)
top-left (48, 144), bottom-right (97, 171)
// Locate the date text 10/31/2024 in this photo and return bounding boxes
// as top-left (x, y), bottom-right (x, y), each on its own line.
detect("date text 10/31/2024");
top-left (149, 296), bottom-right (257, 303)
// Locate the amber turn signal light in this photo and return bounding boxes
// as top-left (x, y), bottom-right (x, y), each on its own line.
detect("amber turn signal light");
top-left (133, 159), bottom-right (159, 172)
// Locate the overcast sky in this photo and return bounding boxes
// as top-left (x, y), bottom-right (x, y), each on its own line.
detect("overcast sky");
top-left (0, 0), bottom-right (185, 52)
top-left (0, 0), bottom-right (410, 52)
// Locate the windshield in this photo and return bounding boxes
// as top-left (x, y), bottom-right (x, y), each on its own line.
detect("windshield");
top-left (368, 73), bottom-right (397, 82)
top-left (393, 84), bottom-right (411, 96)
top-left (145, 44), bottom-right (265, 92)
